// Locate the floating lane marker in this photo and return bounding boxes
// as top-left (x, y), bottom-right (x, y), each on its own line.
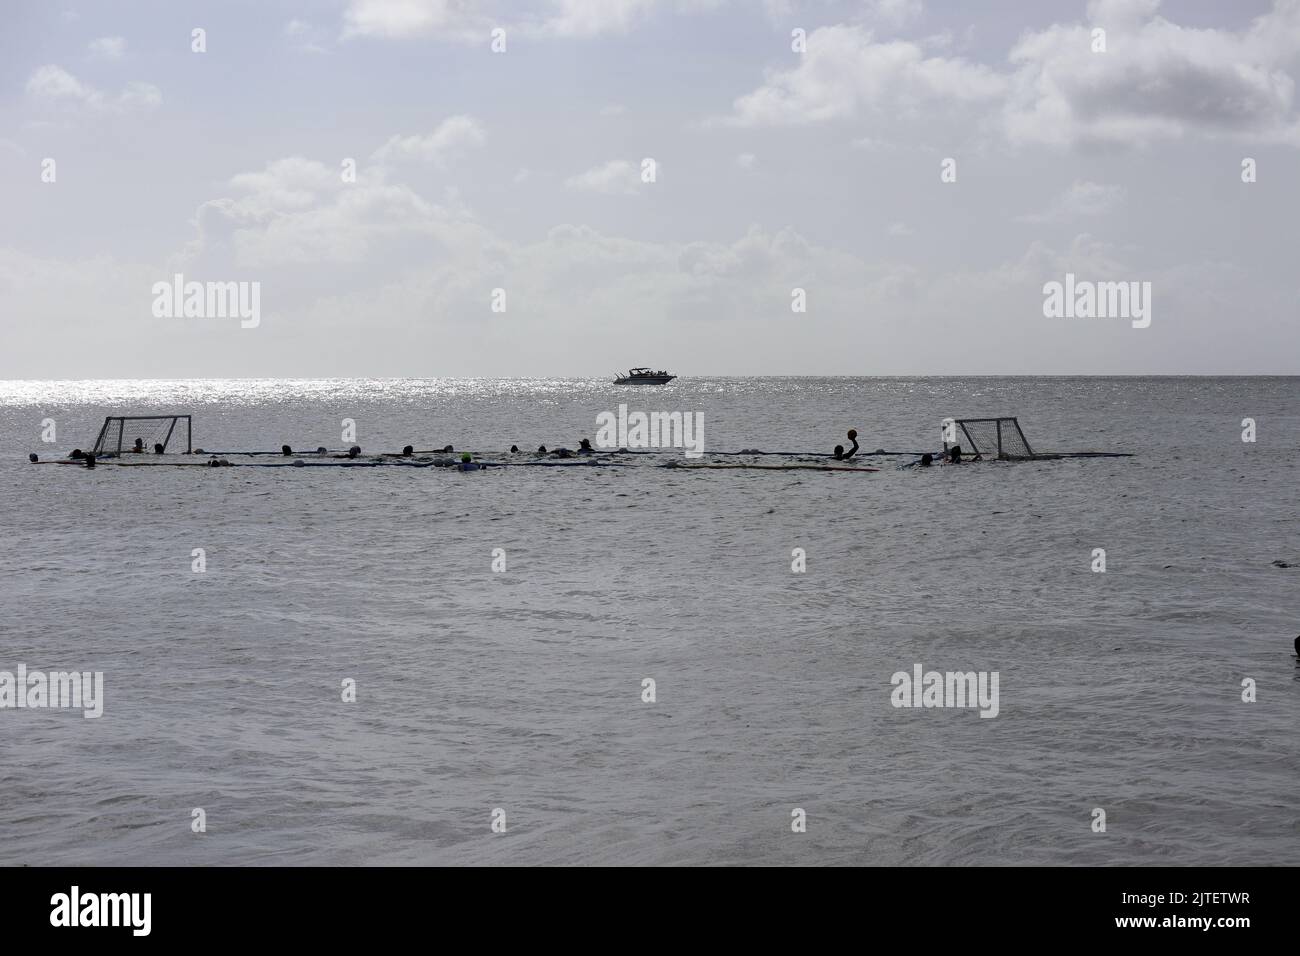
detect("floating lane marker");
top-left (662, 462), bottom-right (879, 472)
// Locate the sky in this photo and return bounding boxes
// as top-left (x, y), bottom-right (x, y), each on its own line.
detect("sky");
top-left (1, 0), bottom-right (1298, 377)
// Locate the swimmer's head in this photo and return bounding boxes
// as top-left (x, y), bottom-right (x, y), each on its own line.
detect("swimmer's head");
top-left (461, 452), bottom-right (471, 462)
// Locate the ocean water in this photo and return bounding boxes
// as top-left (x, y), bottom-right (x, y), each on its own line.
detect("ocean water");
top-left (0, 377), bottom-right (1297, 866)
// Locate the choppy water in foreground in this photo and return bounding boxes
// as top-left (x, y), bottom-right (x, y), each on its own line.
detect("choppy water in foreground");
top-left (1, 377), bottom-right (1297, 866)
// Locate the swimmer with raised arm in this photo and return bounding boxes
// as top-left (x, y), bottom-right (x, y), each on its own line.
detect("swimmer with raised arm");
top-left (832, 429), bottom-right (860, 461)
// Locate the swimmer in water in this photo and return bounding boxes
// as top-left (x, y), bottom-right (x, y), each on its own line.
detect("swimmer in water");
top-left (832, 429), bottom-right (860, 461)
top-left (948, 445), bottom-right (963, 463)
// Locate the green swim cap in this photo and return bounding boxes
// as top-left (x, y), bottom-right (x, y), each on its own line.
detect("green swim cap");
top-left (461, 452), bottom-right (471, 462)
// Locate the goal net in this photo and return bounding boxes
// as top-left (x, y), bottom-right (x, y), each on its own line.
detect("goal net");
top-left (92, 415), bottom-right (192, 456)
top-left (944, 417), bottom-right (1035, 460)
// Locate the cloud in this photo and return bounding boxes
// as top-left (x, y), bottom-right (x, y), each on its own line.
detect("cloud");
top-left (88, 36), bottom-right (127, 59)
top-left (341, 0), bottom-right (484, 39)
top-left (182, 155), bottom-right (489, 269)
top-left (725, 25), bottom-right (1007, 126)
top-left (723, 1), bottom-right (1300, 147)
top-left (285, 18), bottom-right (332, 52)
top-left (1016, 181), bottom-right (1126, 224)
top-left (226, 157), bottom-right (347, 215)
top-left (339, 0), bottom-right (712, 41)
top-left (861, 0), bottom-right (923, 29)
top-left (182, 116), bottom-right (494, 269)
top-left (736, 152), bottom-right (757, 169)
top-left (371, 115), bottom-right (487, 166)
top-left (887, 221), bottom-right (913, 236)
top-left (1003, 0), bottom-right (1300, 147)
top-left (564, 159), bottom-right (641, 194)
top-left (24, 65), bottom-right (160, 112)
top-left (544, 0), bottom-right (658, 37)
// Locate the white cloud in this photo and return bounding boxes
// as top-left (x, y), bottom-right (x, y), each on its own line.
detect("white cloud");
top-left (26, 65), bottom-right (98, 103)
top-left (226, 157), bottom-right (347, 215)
top-left (285, 18), bottom-right (333, 52)
top-left (181, 154), bottom-right (489, 269)
top-left (545, 0), bottom-right (658, 37)
top-left (887, 221), bottom-right (913, 236)
top-left (117, 82), bottom-right (162, 110)
top-left (371, 115), bottom-right (486, 165)
top-left (1003, 0), bottom-right (1300, 147)
top-left (342, 0), bottom-right (490, 39)
top-left (24, 65), bottom-right (160, 112)
top-left (340, 0), bottom-right (716, 41)
top-left (724, 2), bottom-right (1300, 147)
top-left (725, 25), bottom-right (1006, 126)
top-left (861, 0), bottom-right (923, 29)
top-left (1085, 0), bottom-right (1160, 28)
top-left (564, 159), bottom-right (640, 194)
top-left (88, 36), bottom-right (127, 59)
top-left (1016, 181), bottom-right (1125, 224)
top-left (736, 152), bottom-right (757, 169)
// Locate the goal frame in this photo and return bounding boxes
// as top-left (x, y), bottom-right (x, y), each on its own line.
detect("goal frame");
top-left (943, 417), bottom-right (1035, 460)
top-left (92, 415), bottom-right (192, 456)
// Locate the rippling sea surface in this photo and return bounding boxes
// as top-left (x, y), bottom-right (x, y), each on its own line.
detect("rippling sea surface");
top-left (1, 377), bottom-right (1297, 866)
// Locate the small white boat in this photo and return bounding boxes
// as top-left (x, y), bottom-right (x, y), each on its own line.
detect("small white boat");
top-left (614, 367), bottom-right (677, 384)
